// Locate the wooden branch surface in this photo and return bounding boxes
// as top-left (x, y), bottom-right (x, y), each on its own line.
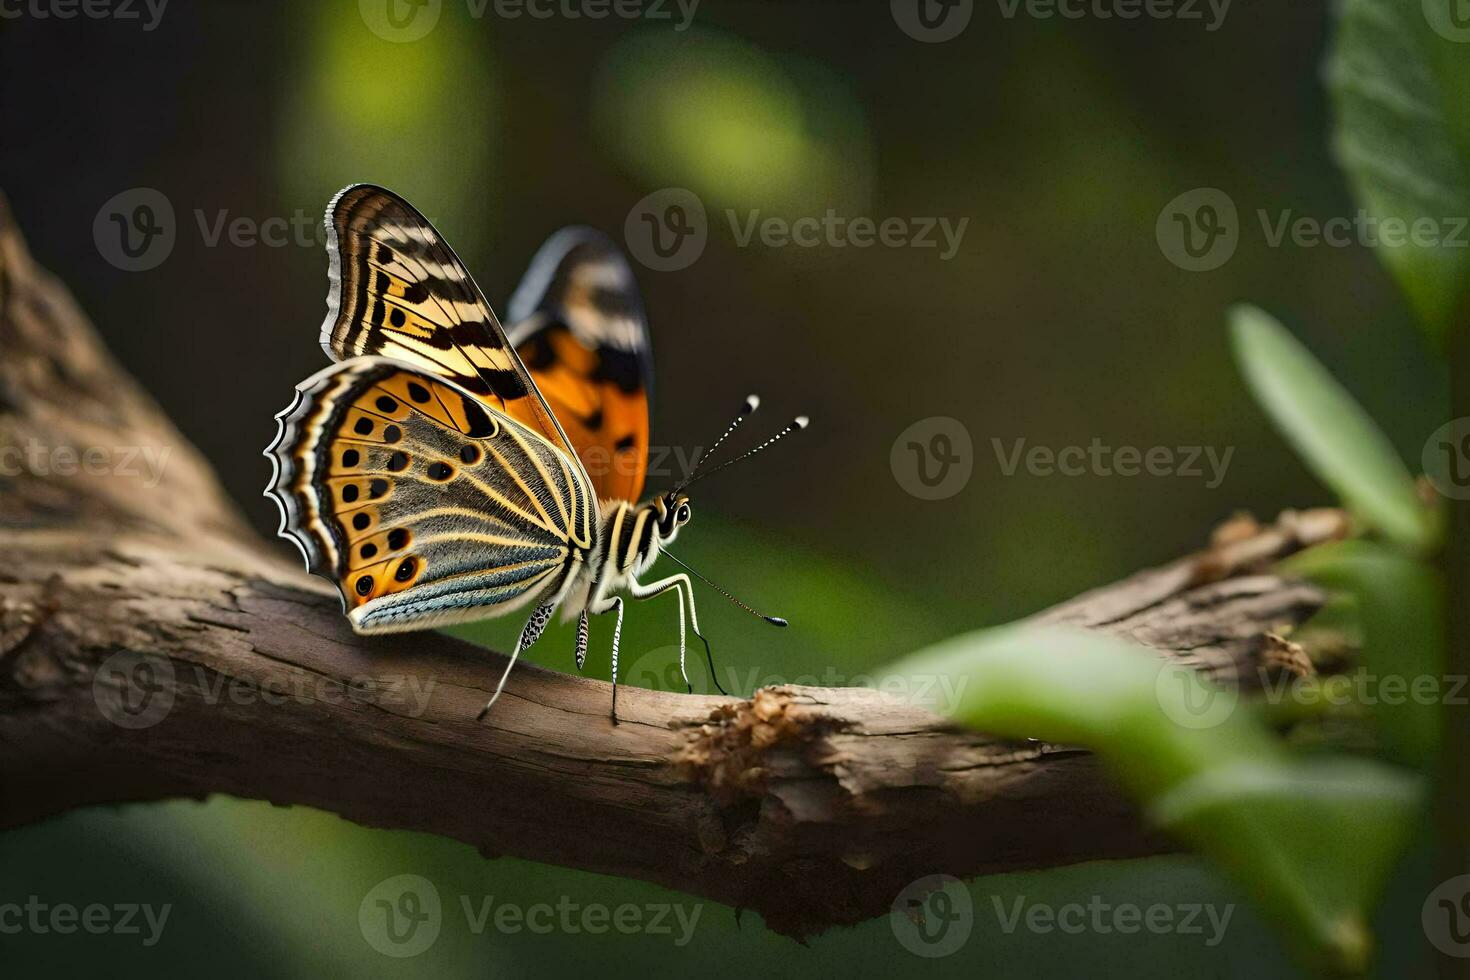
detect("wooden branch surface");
top-left (0, 196), bottom-right (1346, 938)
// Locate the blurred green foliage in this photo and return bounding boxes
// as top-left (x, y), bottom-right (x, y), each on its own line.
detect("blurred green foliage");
top-left (1230, 305), bottom-right (1436, 554)
top-left (1327, 0), bottom-right (1470, 345)
top-left (873, 6), bottom-right (1467, 971)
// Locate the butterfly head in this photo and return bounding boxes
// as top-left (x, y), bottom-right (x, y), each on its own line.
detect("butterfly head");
top-left (655, 492), bottom-right (693, 544)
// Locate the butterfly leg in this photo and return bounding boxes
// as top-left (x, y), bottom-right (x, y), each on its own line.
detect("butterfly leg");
top-left (627, 573), bottom-right (690, 693)
top-left (476, 601), bottom-right (554, 721)
top-left (627, 573), bottom-right (727, 696)
top-left (587, 596), bottom-right (625, 725)
top-left (665, 576), bottom-right (728, 696)
top-left (575, 610), bottom-right (589, 671)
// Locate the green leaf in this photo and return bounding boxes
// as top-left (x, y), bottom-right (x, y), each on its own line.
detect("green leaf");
top-left (1229, 305), bottom-right (1436, 553)
top-left (1151, 759), bottom-right (1419, 976)
top-left (1326, 0), bottom-right (1470, 344)
top-left (1282, 539), bottom-right (1447, 766)
top-left (886, 624), bottom-right (1421, 974)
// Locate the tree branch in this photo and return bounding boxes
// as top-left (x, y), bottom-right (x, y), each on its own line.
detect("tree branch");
top-left (0, 195), bottom-right (1347, 939)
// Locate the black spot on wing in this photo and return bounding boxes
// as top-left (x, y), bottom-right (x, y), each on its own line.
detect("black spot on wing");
top-left (448, 322), bottom-right (505, 349)
top-left (479, 367), bottom-right (528, 400)
top-left (459, 396), bottom-right (496, 437)
top-left (593, 346), bottom-right (645, 393)
top-left (588, 285), bottom-right (641, 318)
top-left (519, 328), bottom-right (559, 370)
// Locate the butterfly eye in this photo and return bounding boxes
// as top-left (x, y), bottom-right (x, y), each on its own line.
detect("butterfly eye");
top-left (676, 504), bottom-right (691, 524)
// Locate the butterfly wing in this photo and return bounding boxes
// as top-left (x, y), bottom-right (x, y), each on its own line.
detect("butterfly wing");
top-left (265, 356), bottom-right (598, 634)
top-left (321, 183), bottom-right (596, 498)
top-left (506, 228), bottom-right (653, 504)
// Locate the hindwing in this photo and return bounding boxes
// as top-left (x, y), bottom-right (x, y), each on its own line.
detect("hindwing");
top-left (265, 356), bottom-right (598, 634)
top-left (507, 227), bottom-right (653, 503)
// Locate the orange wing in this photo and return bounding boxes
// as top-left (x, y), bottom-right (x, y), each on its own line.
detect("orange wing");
top-left (506, 228), bottom-right (653, 504)
top-left (320, 184), bottom-right (591, 489)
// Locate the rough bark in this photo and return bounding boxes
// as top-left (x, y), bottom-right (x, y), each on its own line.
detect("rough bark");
top-left (0, 195), bottom-right (1347, 938)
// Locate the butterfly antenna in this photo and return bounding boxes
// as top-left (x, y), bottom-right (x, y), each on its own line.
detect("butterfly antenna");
top-left (661, 549), bottom-right (788, 628)
top-left (682, 415), bottom-right (809, 488)
top-left (676, 394), bottom-right (760, 493)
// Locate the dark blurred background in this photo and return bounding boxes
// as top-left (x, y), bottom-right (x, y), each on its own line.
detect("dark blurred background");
top-left (0, 0), bottom-right (1446, 976)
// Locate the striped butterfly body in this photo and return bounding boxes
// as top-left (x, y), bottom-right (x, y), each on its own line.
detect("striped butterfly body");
top-left (266, 185), bottom-right (804, 723)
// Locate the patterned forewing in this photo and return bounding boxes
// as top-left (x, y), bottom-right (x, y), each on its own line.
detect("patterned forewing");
top-left (321, 183), bottom-right (594, 524)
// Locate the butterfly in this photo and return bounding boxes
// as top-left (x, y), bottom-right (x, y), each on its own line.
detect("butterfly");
top-left (265, 184), bottom-right (806, 723)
